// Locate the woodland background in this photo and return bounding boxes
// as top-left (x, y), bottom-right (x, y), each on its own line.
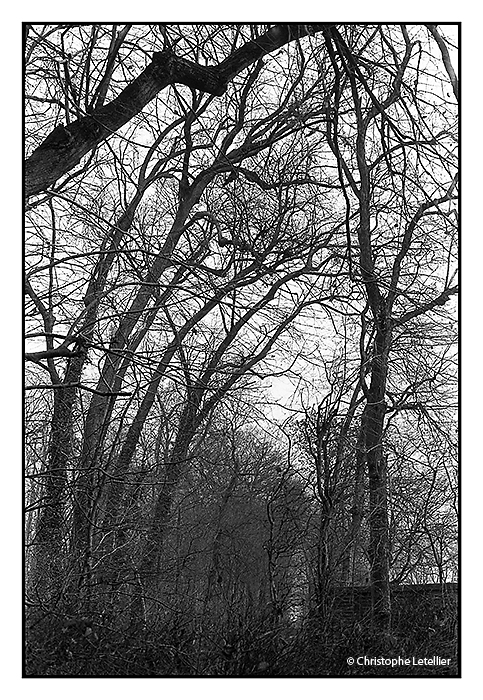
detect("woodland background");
top-left (24, 23), bottom-right (458, 676)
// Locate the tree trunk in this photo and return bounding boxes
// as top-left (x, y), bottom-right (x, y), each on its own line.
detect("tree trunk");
top-left (30, 381), bottom-right (75, 602)
top-left (31, 195), bottom-right (143, 602)
top-left (342, 426), bottom-right (366, 585)
top-left (363, 324), bottom-right (391, 634)
top-left (128, 399), bottom-right (201, 625)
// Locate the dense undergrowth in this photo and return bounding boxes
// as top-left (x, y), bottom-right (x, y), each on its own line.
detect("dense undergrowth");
top-left (25, 593), bottom-right (458, 677)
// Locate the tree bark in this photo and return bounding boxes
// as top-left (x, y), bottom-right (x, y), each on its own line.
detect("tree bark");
top-left (361, 322), bottom-right (392, 633)
top-left (342, 425), bottom-right (366, 585)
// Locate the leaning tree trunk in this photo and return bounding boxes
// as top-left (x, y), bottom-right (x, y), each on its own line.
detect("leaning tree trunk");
top-left (128, 399), bottom-right (201, 626)
top-left (25, 25), bottom-right (328, 198)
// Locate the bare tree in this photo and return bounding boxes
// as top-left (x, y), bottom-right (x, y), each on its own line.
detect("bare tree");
top-left (318, 24), bottom-right (457, 634)
top-left (25, 23), bottom-right (458, 675)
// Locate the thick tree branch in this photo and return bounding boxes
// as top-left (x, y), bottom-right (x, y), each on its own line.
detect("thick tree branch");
top-left (25, 347), bottom-right (83, 362)
top-left (426, 25), bottom-right (459, 101)
top-left (25, 24), bottom-right (328, 198)
top-left (25, 382), bottom-right (131, 396)
top-left (394, 285), bottom-right (458, 326)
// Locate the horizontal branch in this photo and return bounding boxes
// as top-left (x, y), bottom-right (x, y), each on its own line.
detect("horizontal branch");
top-left (25, 348), bottom-right (83, 362)
top-left (394, 285), bottom-right (458, 326)
top-left (24, 382), bottom-right (131, 396)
